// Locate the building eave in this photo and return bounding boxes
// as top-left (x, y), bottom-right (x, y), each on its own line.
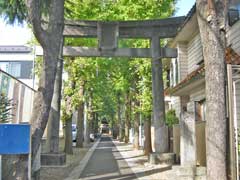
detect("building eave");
top-left (165, 65), bottom-right (205, 96)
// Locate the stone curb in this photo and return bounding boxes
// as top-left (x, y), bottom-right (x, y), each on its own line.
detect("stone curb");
top-left (64, 138), bottom-right (101, 180)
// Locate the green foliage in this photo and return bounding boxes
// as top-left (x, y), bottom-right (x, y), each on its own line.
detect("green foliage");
top-left (0, 0), bottom-right (27, 24)
top-left (0, 93), bottom-right (14, 123)
top-left (34, 56), bottom-right (43, 78)
top-left (0, 0), bottom-right (52, 24)
top-left (165, 109), bottom-right (179, 127)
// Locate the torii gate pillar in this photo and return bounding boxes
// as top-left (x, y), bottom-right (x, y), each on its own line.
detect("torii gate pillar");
top-left (151, 36), bottom-right (168, 153)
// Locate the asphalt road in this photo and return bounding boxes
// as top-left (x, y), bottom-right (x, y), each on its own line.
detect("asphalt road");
top-left (79, 135), bottom-right (138, 180)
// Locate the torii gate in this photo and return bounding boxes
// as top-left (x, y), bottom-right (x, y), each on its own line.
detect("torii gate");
top-left (62, 16), bottom-right (185, 154)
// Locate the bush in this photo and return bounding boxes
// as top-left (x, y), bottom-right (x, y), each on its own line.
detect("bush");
top-left (165, 109), bottom-right (179, 127)
top-left (0, 93), bottom-right (14, 123)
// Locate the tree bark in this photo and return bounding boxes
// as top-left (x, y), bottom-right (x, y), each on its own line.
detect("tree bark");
top-left (196, 1), bottom-right (227, 179)
top-left (64, 116), bottom-right (73, 154)
top-left (25, 0), bottom-right (65, 178)
top-left (133, 103), bottom-right (140, 150)
top-left (144, 116), bottom-right (152, 155)
top-left (94, 113), bottom-right (99, 134)
top-left (125, 92), bottom-right (130, 143)
top-left (151, 37), bottom-right (169, 153)
top-left (76, 83), bottom-right (84, 148)
top-left (118, 95), bottom-right (124, 141)
top-left (46, 57), bottom-right (63, 153)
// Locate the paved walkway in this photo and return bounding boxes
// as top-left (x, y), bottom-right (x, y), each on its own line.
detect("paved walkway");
top-left (79, 135), bottom-right (138, 180)
top-left (65, 135), bottom-right (175, 180)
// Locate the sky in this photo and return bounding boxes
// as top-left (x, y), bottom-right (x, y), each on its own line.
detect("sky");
top-left (0, 0), bottom-right (195, 46)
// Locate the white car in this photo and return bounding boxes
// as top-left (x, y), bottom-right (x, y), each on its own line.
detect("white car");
top-left (72, 124), bottom-right (77, 142)
top-left (90, 133), bottom-right (95, 142)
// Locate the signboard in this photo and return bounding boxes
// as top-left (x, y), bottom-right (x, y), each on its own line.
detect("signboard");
top-left (0, 124), bottom-right (30, 154)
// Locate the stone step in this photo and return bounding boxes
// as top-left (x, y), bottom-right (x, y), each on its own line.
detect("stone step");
top-left (195, 175), bottom-right (207, 180)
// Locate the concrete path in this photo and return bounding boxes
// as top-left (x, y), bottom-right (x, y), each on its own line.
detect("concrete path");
top-left (113, 141), bottom-right (173, 180)
top-left (79, 135), bottom-right (138, 180)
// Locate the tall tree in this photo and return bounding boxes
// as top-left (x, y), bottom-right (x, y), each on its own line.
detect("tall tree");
top-left (0, 0), bottom-right (65, 178)
top-left (76, 82), bottom-right (85, 148)
top-left (26, 1), bottom-right (65, 178)
top-left (124, 91), bottom-right (131, 143)
top-left (196, 1), bottom-right (228, 179)
top-left (144, 116), bottom-right (152, 155)
top-left (46, 54), bottom-right (63, 153)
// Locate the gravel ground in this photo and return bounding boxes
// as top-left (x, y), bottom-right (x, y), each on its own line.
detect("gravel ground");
top-left (40, 139), bottom-right (93, 180)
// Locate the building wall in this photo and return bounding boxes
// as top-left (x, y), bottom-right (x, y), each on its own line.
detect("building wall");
top-left (187, 88), bottom-right (205, 112)
top-left (0, 53), bottom-right (34, 61)
top-left (171, 96), bottom-right (181, 119)
top-left (173, 121), bottom-right (206, 166)
top-left (187, 34), bottom-right (203, 74)
top-left (177, 43), bottom-right (188, 81)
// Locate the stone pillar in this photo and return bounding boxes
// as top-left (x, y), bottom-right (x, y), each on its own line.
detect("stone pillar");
top-left (151, 37), bottom-right (169, 153)
top-left (180, 102), bottom-right (196, 166)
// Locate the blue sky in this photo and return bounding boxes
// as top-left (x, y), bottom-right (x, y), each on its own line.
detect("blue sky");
top-left (0, 0), bottom-right (195, 45)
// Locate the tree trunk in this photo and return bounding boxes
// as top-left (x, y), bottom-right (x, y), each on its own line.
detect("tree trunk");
top-left (151, 37), bottom-right (168, 153)
top-left (118, 95), bottom-right (124, 141)
top-left (94, 113), bottom-right (99, 134)
top-left (144, 116), bottom-right (152, 156)
top-left (25, 0), bottom-right (64, 178)
top-left (64, 116), bottom-right (73, 155)
top-left (133, 105), bottom-right (140, 150)
top-left (125, 92), bottom-right (130, 143)
top-left (46, 57), bottom-right (63, 153)
top-left (196, 1), bottom-right (227, 179)
top-left (76, 84), bottom-right (84, 148)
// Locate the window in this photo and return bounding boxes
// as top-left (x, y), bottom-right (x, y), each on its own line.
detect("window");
top-left (0, 62), bottom-right (9, 72)
top-left (9, 63), bottom-right (21, 78)
top-left (0, 62), bottom-right (21, 78)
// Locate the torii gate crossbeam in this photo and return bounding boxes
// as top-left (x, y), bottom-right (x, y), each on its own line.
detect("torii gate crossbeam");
top-left (63, 16), bottom-right (185, 58)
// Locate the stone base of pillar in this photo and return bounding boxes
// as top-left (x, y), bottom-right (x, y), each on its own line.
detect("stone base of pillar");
top-left (172, 166), bottom-right (206, 180)
top-left (158, 153), bottom-right (175, 165)
top-left (149, 152), bottom-right (175, 165)
top-left (41, 153), bottom-right (66, 166)
top-left (149, 152), bottom-right (158, 164)
top-left (154, 126), bottom-right (169, 153)
top-left (174, 166), bottom-right (196, 178)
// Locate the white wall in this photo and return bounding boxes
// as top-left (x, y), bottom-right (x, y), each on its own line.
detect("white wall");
top-left (177, 43), bottom-right (188, 81)
top-left (187, 34), bottom-right (203, 74)
top-left (0, 53), bottom-right (34, 61)
top-left (171, 96), bottom-right (181, 119)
